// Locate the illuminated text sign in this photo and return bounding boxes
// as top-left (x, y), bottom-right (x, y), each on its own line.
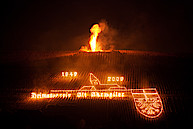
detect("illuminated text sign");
top-left (31, 73), bottom-right (163, 119)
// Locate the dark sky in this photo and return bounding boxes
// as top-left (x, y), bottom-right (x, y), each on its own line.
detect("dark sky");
top-left (1, 0), bottom-right (193, 53)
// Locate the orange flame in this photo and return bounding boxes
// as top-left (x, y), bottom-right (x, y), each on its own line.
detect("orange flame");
top-left (89, 24), bottom-right (102, 52)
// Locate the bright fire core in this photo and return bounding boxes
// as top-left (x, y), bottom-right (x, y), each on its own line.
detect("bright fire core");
top-left (89, 24), bottom-right (102, 52)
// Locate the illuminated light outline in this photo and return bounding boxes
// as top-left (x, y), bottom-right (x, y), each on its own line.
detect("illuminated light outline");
top-left (74, 72), bottom-right (77, 77)
top-left (89, 73), bottom-right (125, 88)
top-left (116, 77), bottom-right (119, 81)
top-left (61, 72), bottom-right (65, 76)
top-left (90, 92), bottom-right (124, 98)
top-left (79, 86), bottom-right (96, 91)
top-left (31, 92), bottom-right (72, 99)
top-left (107, 76), bottom-right (124, 82)
top-left (61, 72), bottom-right (78, 77)
top-left (65, 72), bottom-right (68, 77)
top-left (107, 77), bottom-right (111, 81)
top-left (31, 73), bottom-right (163, 118)
top-left (69, 72), bottom-right (73, 77)
top-left (131, 89), bottom-right (163, 118)
top-left (120, 76), bottom-right (124, 82)
top-left (90, 73), bottom-right (101, 85)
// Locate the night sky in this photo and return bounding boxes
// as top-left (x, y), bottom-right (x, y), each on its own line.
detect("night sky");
top-left (1, 1), bottom-right (193, 54)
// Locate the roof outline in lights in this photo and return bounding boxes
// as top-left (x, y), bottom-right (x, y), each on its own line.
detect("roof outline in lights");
top-left (79, 73), bottom-right (127, 91)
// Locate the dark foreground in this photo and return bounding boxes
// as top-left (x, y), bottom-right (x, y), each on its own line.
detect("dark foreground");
top-left (0, 50), bottom-right (193, 129)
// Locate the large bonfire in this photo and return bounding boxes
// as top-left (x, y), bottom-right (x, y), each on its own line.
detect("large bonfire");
top-left (81, 24), bottom-right (103, 52)
top-left (89, 24), bottom-right (102, 52)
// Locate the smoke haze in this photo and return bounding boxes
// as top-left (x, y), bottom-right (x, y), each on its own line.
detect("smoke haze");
top-left (98, 19), bottom-right (117, 50)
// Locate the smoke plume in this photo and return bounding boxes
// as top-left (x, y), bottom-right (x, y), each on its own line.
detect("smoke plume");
top-left (98, 19), bottom-right (117, 50)
top-left (80, 19), bottom-right (117, 51)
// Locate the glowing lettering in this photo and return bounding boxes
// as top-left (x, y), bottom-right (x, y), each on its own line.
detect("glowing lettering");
top-left (120, 77), bottom-right (124, 81)
top-left (65, 72), bottom-right (68, 77)
top-left (90, 92), bottom-right (124, 98)
top-left (91, 92), bottom-right (95, 97)
top-left (107, 76), bottom-right (124, 82)
top-left (31, 92), bottom-right (36, 98)
top-left (77, 92), bottom-right (81, 97)
top-left (77, 92), bottom-right (86, 97)
top-left (61, 72), bottom-right (65, 76)
top-left (37, 93), bottom-right (41, 98)
top-left (74, 72), bottom-right (77, 77)
top-left (31, 92), bottom-right (71, 99)
top-left (68, 94), bottom-right (71, 97)
top-left (70, 72), bottom-right (73, 77)
top-left (116, 77), bottom-right (119, 81)
top-left (62, 72), bottom-right (78, 77)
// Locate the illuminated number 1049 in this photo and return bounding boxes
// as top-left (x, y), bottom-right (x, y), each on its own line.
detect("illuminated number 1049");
top-left (61, 72), bottom-right (77, 77)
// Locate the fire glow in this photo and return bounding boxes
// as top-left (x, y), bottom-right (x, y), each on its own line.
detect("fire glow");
top-left (89, 24), bottom-right (102, 52)
top-left (81, 24), bottom-right (102, 52)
